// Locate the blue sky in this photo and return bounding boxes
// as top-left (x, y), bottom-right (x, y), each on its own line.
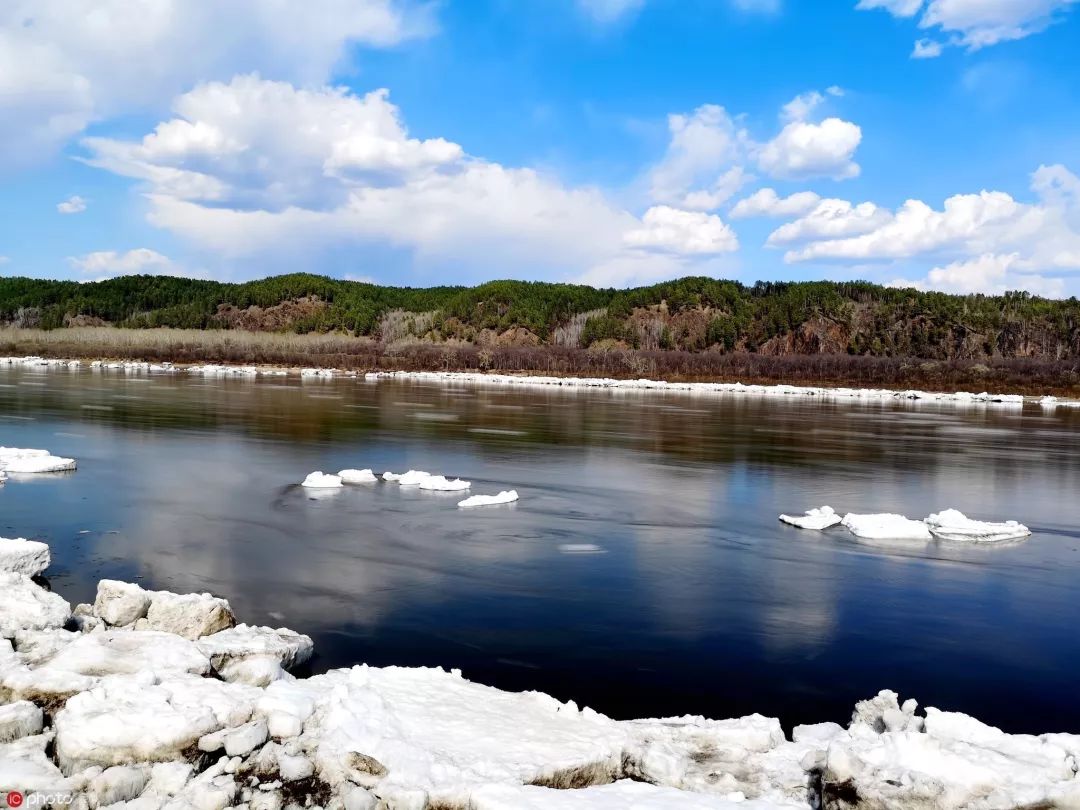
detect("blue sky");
top-left (2, 0), bottom-right (1079, 295)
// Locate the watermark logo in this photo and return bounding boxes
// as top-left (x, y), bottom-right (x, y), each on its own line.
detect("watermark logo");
top-left (2, 792), bottom-right (73, 808)
top-left (6, 793), bottom-right (23, 808)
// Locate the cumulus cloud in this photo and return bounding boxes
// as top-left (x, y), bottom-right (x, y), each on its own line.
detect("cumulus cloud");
top-left (757, 118), bottom-right (862, 180)
top-left (82, 75), bottom-right (732, 286)
top-left (624, 206), bottom-right (739, 255)
top-left (729, 188), bottom-right (821, 219)
top-left (649, 91), bottom-right (860, 209)
top-left (68, 248), bottom-right (180, 279)
top-left (890, 253), bottom-right (1066, 297)
top-left (766, 198), bottom-right (893, 244)
top-left (775, 165), bottom-right (1080, 289)
top-left (0, 0), bottom-right (430, 167)
top-left (858, 0), bottom-right (1079, 53)
top-left (57, 195), bottom-right (87, 214)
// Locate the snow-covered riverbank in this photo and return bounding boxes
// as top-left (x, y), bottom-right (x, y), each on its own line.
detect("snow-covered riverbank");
top-left (4, 355), bottom-right (1080, 409)
top-left (1, 535), bottom-right (1078, 810)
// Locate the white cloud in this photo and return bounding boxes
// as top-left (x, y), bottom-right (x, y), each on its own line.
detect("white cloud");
top-left (858, 0), bottom-right (1079, 53)
top-left (766, 198), bottom-right (893, 244)
top-left (57, 195), bottom-right (87, 214)
top-left (890, 253), bottom-right (1066, 297)
top-left (778, 165), bottom-right (1080, 280)
top-left (730, 188), bottom-right (821, 219)
top-left (624, 206), bottom-right (739, 255)
top-left (757, 118), bottom-right (862, 180)
top-left (648, 105), bottom-right (751, 205)
top-left (82, 76), bottom-right (727, 287)
top-left (856, 0), bottom-right (923, 15)
top-left (577, 0), bottom-right (645, 23)
top-left (681, 167), bottom-right (752, 211)
top-left (781, 91), bottom-right (825, 123)
top-left (0, 0), bottom-right (430, 167)
top-left (911, 38), bottom-right (945, 57)
top-left (68, 248), bottom-right (180, 279)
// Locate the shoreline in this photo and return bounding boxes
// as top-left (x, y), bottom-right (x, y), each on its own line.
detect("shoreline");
top-left (3, 543), bottom-right (1079, 809)
top-left (4, 353), bottom-right (1079, 409)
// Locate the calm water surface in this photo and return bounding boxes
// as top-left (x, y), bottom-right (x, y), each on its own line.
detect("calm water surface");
top-left (2, 367), bottom-right (1079, 733)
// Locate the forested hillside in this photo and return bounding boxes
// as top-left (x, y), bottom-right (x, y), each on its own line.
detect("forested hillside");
top-left (3, 273), bottom-right (1080, 362)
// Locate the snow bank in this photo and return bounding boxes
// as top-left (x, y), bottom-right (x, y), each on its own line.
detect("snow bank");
top-left (0, 537), bottom-right (51, 577)
top-left (471, 781), bottom-right (802, 809)
top-left (924, 509), bottom-right (1031, 543)
top-left (301, 471), bottom-right (343, 489)
top-left (338, 468), bottom-right (377, 484)
top-left (459, 490), bottom-right (519, 508)
top-left (418, 474), bottom-right (472, 492)
top-left (778, 506), bottom-right (842, 531)
top-left (840, 513), bottom-right (932, 541)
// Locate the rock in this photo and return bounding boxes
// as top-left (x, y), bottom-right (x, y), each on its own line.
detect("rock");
top-left (197, 625), bottom-right (313, 687)
top-left (0, 537), bottom-right (51, 576)
top-left (0, 572), bottom-right (71, 638)
top-left (0, 699), bottom-right (44, 742)
top-left (94, 580), bottom-right (152, 627)
top-left (54, 673), bottom-right (261, 774)
top-left (145, 591), bottom-right (235, 640)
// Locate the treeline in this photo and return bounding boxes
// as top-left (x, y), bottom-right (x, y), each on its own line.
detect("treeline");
top-left (3, 273), bottom-right (1080, 362)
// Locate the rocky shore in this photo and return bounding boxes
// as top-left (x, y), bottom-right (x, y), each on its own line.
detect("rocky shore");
top-left (1, 536), bottom-right (1079, 810)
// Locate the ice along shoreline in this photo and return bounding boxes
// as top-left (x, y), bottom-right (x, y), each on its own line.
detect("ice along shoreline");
top-left (3, 535), bottom-right (1080, 810)
top-left (4, 355), bottom-right (1080, 409)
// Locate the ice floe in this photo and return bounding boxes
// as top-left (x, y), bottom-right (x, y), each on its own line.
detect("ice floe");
top-left (300, 471), bottom-right (343, 489)
top-left (382, 469), bottom-right (433, 486)
top-left (779, 506), bottom-right (842, 531)
top-left (924, 509), bottom-right (1031, 543)
top-left (459, 490), bottom-right (519, 508)
top-left (338, 468), bottom-right (378, 484)
top-left (840, 513), bottom-right (933, 541)
top-left (2, 535), bottom-right (1079, 809)
top-left (0, 446), bottom-right (76, 474)
top-left (418, 474), bottom-right (472, 492)
top-left (0, 538), bottom-right (51, 577)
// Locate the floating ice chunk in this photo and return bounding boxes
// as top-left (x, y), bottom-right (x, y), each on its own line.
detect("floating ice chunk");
top-left (383, 469), bottom-right (433, 486)
top-left (301, 471), bottom-right (342, 489)
top-left (54, 672), bottom-right (261, 774)
top-left (924, 509), bottom-right (1031, 543)
top-left (197, 624), bottom-right (314, 687)
top-left (841, 513), bottom-right (932, 541)
top-left (778, 506), bottom-right (842, 531)
top-left (459, 490), bottom-right (519, 508)
top-left (559, 544), bottom-right (604, 554)
top-left (0, 572), bottom-right (71, 638)
top-left (2, 455), bottom-right (76, 473)
top-left (0, 537), bottom-right (51, 577)
top-left (471, 780), bottom-right (799, 809)
top-left (418, 475), bottom-right (471, 492)
top-left (338, 468), bottom-right (377, 484)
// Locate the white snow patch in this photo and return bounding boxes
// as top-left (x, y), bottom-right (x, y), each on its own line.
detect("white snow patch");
top-left (779, 506), bottom-right (842, 531)
top-left (840, 513), bottom-right (932, 541)
top-left (924, 509), bottom-right (1031, 543)
top-left (459, 490), bottom-right (519, 508)
top-left (471, 780), bottom-right (801, 808)
top-left (301, 471), bottom-right (343, 489)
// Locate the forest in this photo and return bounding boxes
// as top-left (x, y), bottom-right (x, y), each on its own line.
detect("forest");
top-left (2, 273), bottom-right (1080, 362)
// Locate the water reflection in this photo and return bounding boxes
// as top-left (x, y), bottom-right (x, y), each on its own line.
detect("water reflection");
top-left (2, 367), bottom-right (1080, 733)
